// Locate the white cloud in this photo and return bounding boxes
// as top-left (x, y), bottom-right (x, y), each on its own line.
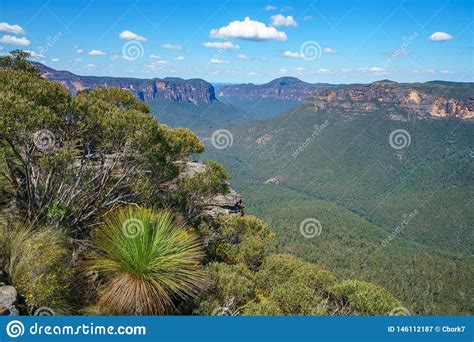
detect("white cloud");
top-left (210, 17), bottom-right (287, 41)
top-left (323, 47), bottom-right (336, 53)
top-left (247, 71), bottom-right (256, 75)
top-left (88, 49), bottom-right (106, 56)
top-left (77, 48), bottom-right (83, 54)
top-left (295, 67), bottom-right (305, 71)
top-left (203, 41), bottom-right (240, 49)
top-left (440, 70), bottom-right (455, 74)
top-left (75, 58), bottom-right (82, 62)
top-left (162, 43), bottom-right (182, 50)
top-left (85, 63), bottom-right (96, 68)
top-left (282, 50), bottom-right (305, 58)
top-left (428, 32), bottom-right (453, 42)
top-left (210, 58), bottom-right (228, 64)
top-left (303, 16), bottom-right (312, 21)
top-left (0, 35), bottom-right (30, 46)
top-left (175, 56), bottom-right (185, 61)
top-left (0, 22), bottom-right (25, 35)
top-left (265, 5), bottom-right (277, 11)
top-left (149, 54), bottom-right (161, 59)
top-left (25, 50), bottom-right (44, 58)
top-left (237, 54), bottom-right (249, 60)
top-left (316, 68), bottom-right (330, 74)
top-left (51, 58), bottom-right (60, 62)
top-left (119, 30), bottom-right (148, 42)
top-left (270, 14), bottom-right (298, 27)
top-left (279, 68), bottom-right (288, 73)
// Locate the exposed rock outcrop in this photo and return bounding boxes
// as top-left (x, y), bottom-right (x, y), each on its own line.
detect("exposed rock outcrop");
top-left (306, 81), bottom-right (474, 120)
top-left (34, 63), bottom-right (216, 104)
top-left (0, 285), bottom-right (19, 316)
top-left (183, 162), bottom-right (244, 218)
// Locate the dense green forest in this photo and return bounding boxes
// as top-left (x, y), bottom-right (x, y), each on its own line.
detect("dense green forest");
top-left (204, 99), bottom-right (474, 315)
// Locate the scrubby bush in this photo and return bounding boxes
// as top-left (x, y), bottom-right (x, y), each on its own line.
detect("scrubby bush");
top-left (0, 224), bottom-right (73, 314)
top-left (330, 280), bottom-right (401, 315)
top-left (210, 215), bottom-right (276, 270)
top-left (194, 262), bottom-right (255, 315)
top-left (83, 207), bottom-right (206, 315)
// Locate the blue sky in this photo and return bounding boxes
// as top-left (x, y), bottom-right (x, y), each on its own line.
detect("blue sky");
top-left (0, 0), bottom-right (472, 83)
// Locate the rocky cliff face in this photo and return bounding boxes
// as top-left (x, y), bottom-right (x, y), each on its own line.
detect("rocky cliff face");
top-left (306, 81), bottom-right (474, 120)
top-left (35, 63), bottom-right (216, 104)
top-left (216, 77), bottom-right (335, 101)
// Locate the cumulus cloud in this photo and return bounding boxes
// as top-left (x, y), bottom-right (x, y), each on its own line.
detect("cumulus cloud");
top-left (88, 49), bottom-right (106, 56)
top-left (0, 22), bottom-right (25, 35)
top-left (85, 63), bottom-right (96, 68)
top-left (247, 71), bottom-right (256, 75)
top-left (316, 68), bottom-right (330, 74)
top-left (149, 54), bottom-right (161, 59)
top-left (237, 54), bottom-right (249, 60)
top-left (119, 30), bottom-right (148, 42)
top-left (209, 58), bottom-right (229, 64)
top-left (162, 43), bottom-right (182, 50)
top-left (270, 14), bottom-right (298, 27)
top-left (175, 56), bottom-right (185, 61)
top-left (203, 41), bottom-right (240, 49)
top-left (428, 32), bottom-right (453, 42)
top-left (0, 35), bottom-right (30, 46)
top-left (210, 17), bottom-right (287, 41)
top-left (265, 5), bottom-right (277, 11)
top-left (323, 47), bottom-right (336, 53)
top-left (51, 58), bottom-right (60, 62)
top-left (77, 48), bottom-right (83, 53)
top-left (282, 50), bottom-right (305, 58)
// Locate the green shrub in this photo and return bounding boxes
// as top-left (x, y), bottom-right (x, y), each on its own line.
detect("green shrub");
top-left (256, 254), bottom-right (304, 292)
top-left (214, 215), bottom-right (276, 270)
top-left (84, 207), bottom-right (206, 315)
top-left (0, 224), bottom-right (73, 314)
top-left (331, 280), bottom-right (402, 315)
top-left (243, 298), bottom-right (283, 316)
top-left (194, 262), bottom-right (255, 315)
top-left (269, 282), bottom-right (326, 315)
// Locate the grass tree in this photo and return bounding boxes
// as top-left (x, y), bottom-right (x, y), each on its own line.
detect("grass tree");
top-left (84, 207), bottom-right (207, 315)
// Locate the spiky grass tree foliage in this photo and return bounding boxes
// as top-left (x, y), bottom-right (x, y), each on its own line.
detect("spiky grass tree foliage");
top-left (84, 207), bottom-right (207, 315)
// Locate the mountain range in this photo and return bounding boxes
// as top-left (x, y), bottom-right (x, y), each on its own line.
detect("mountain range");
top-left (204, 80), bottom-right (474, 315)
